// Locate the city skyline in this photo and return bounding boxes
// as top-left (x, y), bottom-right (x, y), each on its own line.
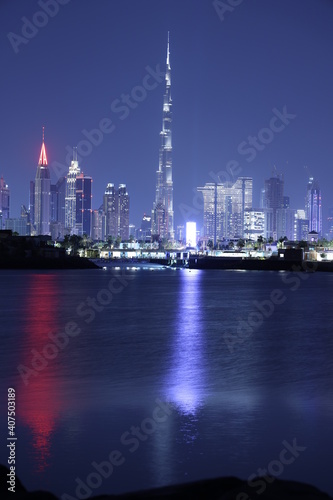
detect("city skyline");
top-left (0, 126), bottom-right (328, 240)
top-left (1, 1), bottom-right (333, 232)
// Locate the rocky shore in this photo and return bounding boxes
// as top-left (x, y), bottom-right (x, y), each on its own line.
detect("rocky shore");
top-left (1, 466), bottom-right (331, 499)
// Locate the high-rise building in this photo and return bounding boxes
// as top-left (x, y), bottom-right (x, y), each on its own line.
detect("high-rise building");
top-left (56, 176), bottom-right (66, 227)
top-left (48, 176), bottom-right (66, 241)
top-left (5, 218), bottom-right (30, 236)
top-left (276, 208), bottom-right (296, 240)
top-left (91, 210), bottom-right (100, 241)
top-left (129, 224), bottom-right (136, 238)
top-left (118, 184), bottom-right (129, 241)
top-left (103, 183), bottom-right (130, 241)
top-left (264, 208), bottom-right (274, 240)
top-left (263, 170), bottom-right (284, 239)
top-left (92, 206), bottom-right (106, 241)
top-left (230, 177), bottom-right (253, 237)
top-left (326, 207), bottom-right (333, 239)
top-left (305, 177), bottom-right (322, 235)
top-left (50, 184), bottom-right (58, 223)
top-left (65, 151), bottom-right (81, 232)
top-left (0, 176), bottom-right (10, 229)
top-left (136, 214), bottom-right (152, 241)
top-left (104, 183), bottom-right (117, 239)
top-left (283, 196), bottom-right (290, 209)
top-left (75, 173), bottom-right (92, 236)
top-left (294, 210), bottom-right (309, 241)
top-left (198, 177), bottom-right (252, 243)
top-left (197, 184), bottom-right (222, 245)
top-left (29, 181), bottom-right (35, 226)
top-left (244, 209), bottom-right (265, 240)
top-left (152, 33), bottom-right (174, 241)
top-left (34, 129), bottom-right (51, 235)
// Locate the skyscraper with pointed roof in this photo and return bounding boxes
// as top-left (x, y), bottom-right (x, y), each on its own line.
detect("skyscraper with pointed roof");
top-left (34, 128), bottom-right (51, 235)
top-left (152, 33), bottom-right (174, 240)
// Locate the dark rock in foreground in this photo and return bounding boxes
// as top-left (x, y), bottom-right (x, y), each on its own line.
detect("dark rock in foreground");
top-left (1, 465), bottom-right (331, 499)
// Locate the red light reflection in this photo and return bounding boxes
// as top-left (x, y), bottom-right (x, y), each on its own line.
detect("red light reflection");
top-left (17, 274), bottom-right (65, 472)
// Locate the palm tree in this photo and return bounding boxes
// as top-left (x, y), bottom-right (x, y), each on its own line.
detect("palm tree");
top-left (257, 235), bottom-right (264, 250)
top-left (278, 236), bottom-right (287, 248)
top-left (107, 235), bottom-right (115, 247)
top-left (237, 238), bottom-right (245, 250)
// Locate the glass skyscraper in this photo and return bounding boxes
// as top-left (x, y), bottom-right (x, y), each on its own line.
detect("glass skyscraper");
top-left (305, 177), bottom-right (322, 235)
top-left (198, 177), bottom-right (253, 243)
top-left (75, 173), bottom-right (92, 237)
top-left (0, 176), bottom-right (10, 229)
top-left (103, 183), bottom-right (130, 241)
top-left (65, 152), bottom-right (81, 232)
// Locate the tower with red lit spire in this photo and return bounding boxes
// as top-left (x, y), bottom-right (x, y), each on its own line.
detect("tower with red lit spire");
top-left (34, 128), bottom-right (51, 235)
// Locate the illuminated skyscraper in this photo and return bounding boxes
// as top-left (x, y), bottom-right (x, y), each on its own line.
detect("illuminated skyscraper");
top-left (118, 184), bottom-right (129, 241)
top-left (103, 183), bottom-right (130, 241)
top-left (263, 170), bottom-right (284, 239)
top-left (0, 176), bottom-right (10, 229)
top-left (65, 150), bottom-right (81, 232)
top-left (75, 173), bottom-right (92, 236)
top-left (29, 181), bottom-right (35, 226)
top-left (198, 177), bottom-right (252, 243)
top-left (152, 33), bottom-right (174, 240)
top-left (305, 177), bottom-right (322, 235)
top-left (34, 129), bottom-right (51, 235)
top-left (104, 183), bottom-right (117, 239)
top-left (56, 176), bottom-right (66, 227)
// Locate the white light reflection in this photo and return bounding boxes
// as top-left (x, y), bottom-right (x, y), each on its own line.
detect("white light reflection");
top-left (167, 270), bottom-right (205, 415)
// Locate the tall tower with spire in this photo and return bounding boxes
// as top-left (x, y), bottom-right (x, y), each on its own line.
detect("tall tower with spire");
top-left (34, 128), bottom-right (51, 235)
top-left (152, 32), bottom-right (174, 241)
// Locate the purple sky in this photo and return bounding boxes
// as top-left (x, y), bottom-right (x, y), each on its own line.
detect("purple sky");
top-left (1, 0), bottom-right (333, 230)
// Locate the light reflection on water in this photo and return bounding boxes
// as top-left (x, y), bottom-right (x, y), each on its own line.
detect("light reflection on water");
top-left (0, 269), bottom-right (332, 497)
top-left (167, 269), bottom-right (205, 416)
top-left (17, 274), bottom-right (65, 472)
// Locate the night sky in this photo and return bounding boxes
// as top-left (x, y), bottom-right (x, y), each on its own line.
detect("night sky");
top-left (1, 0), bottom-right (333, 229)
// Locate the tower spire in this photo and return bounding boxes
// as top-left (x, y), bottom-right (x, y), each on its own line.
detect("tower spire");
top-left (38, 126), bottom-right (48, 166)
top-left (166, 31), bottom-right (170, 69)
top-left (151, 33), bottom-right (174, 241)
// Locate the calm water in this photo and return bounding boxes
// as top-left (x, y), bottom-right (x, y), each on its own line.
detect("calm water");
top-left (0, 268), bottom-right (332, 498)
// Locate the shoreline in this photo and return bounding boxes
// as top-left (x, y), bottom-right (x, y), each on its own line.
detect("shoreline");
top-left (0, 256), bottom-right (99, 270)
top-left (188, 255), bottom-right (332, 272)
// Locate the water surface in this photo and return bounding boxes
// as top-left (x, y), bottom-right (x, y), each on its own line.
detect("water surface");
top-left (0, 268), bottom-right (332, 497)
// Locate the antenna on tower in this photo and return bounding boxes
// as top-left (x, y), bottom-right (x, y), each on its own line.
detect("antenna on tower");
top-left (73, 147), bottom-right (78, 162)
top-left (304, 165), bottom-right (312, 179)
top-left (42, 126), bottom-right (45, 142)
top-left (167, 31), bottom-right (170, 67)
